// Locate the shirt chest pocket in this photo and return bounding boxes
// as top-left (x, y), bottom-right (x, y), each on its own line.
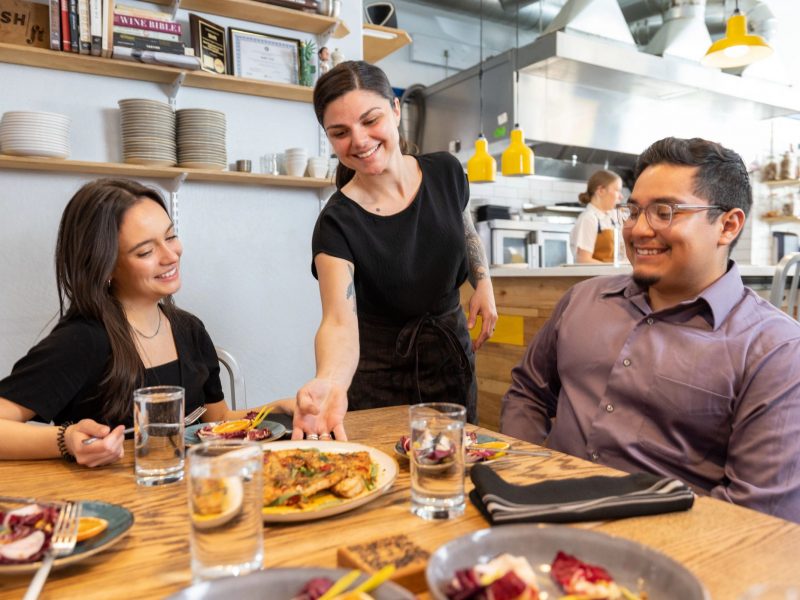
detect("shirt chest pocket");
top-left (637, 373), bottom-right (732, 466)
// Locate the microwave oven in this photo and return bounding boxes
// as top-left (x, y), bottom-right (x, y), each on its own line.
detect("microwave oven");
top-left (476, 220), bottom-right (573, 268)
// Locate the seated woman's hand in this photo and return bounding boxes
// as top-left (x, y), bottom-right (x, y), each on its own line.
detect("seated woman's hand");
top-left (293, 378), bottom-right (348, 441)
top-left (67, 420), bottom-right (125, 467)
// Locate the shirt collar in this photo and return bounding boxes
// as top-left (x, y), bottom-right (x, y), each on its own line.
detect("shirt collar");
top-left (599, 260), bottom-right (744, 330)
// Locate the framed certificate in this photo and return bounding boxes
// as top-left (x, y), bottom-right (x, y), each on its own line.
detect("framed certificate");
top-left (228, 28), bottom-right (300, 85)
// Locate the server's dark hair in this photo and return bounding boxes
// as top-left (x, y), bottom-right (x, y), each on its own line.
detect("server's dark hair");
top-left (634, 137), bottom-right (751, 249)
top-left (55, 178), bottom-right (180, 424)
top-left (313, 60), bottom-right (410, 189)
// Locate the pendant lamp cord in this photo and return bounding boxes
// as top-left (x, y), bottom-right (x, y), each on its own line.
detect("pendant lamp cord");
top-left (514, 0), bottom-right (519, 129)
top-left (478, 0), bottom-right (484, 138)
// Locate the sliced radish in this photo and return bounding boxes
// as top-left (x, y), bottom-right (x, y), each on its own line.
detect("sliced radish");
top-left (0, 530), bottom-right (46, 561)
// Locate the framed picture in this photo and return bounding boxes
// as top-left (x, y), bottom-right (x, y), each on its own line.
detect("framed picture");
top-left (228, 27), bottom-right (300, 85)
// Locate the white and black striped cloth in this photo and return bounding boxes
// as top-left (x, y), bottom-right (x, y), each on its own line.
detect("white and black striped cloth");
top-left (469, 464), bottom-right (695, 524)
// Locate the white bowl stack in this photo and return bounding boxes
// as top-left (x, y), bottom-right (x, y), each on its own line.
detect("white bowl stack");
top-left (307, 155), bottom-right (329, 178)
top-left (176, 109), bottom-right (227, 170)
top-left (119, 99), bottom-right (176, 167)
top-left (0, 111), bottom-right (70, 158)
top-left (285, 147), bottom-right (308, 177)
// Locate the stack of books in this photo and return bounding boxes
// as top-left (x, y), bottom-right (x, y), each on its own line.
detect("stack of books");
top-left (47, 0), bottom-right (108, 55)
top-left (112, 4), bottom-right (185, 57)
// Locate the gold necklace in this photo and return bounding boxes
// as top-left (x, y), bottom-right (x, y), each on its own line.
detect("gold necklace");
top-left (131, 308), bottom-right (162, 339)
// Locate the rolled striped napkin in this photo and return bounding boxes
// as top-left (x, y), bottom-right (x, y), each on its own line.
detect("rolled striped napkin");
top-left (469, 464), bottom-right (695, 524)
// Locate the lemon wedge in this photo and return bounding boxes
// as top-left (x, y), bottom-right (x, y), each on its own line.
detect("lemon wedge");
top-left (210, 419), bottom-right (251, 435)
top-left (191, 477), bottom-right (244, 529)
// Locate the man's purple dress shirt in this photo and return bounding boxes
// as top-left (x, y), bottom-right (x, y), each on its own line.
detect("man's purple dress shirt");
top-left (501, 262), bottom-right (800, 522)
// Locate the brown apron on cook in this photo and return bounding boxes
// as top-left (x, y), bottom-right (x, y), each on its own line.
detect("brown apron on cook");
top-left (592, 226), bottom-right (616, 262)
top-left (347, 305), bottom-right (477, 424)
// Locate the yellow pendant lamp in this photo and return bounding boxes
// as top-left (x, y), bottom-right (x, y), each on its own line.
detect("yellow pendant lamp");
top-left (701, 3), bottom-right (773, 69)
top-left (467, 0), bottom-right (496, 183)
top-left (500, 0), bottom-right (533, 177)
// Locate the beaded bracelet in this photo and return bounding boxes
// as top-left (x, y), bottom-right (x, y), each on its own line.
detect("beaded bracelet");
top-left (57, 422), bottom-right (76, 462)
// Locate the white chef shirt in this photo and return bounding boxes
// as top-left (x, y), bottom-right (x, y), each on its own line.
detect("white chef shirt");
top-left (570, 203), bottom-right (617, 257)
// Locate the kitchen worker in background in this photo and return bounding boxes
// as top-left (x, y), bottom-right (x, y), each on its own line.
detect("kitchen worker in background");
top-left (570, 169), bottom-right (624, 263)
top-left (293, 61), bottom-right (498, 442)
top-left (501, 137), bottom-right (800, 523)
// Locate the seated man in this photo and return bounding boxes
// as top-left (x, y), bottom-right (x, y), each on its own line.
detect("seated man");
top-left (501, 137), bottom-right (800, 523)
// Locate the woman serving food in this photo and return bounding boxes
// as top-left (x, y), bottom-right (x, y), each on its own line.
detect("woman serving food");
top-left (0, 178), bottom-right (295, 467)
top-left (294, 61), bottom-right (497, 441)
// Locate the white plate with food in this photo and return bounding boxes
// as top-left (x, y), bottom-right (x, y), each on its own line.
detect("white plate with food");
top-left (395, 432), bottom-right (510, 471)
top-left (0, 500), bottom-right (134, 575)
top-left (185, 419), bottom-right (286, 445)
top-left (165, 567), bottom-right (415, 599)
top-left (426, 524), bottom-right (709, 600)
top-left (260, 440), bottom-right (398, 523)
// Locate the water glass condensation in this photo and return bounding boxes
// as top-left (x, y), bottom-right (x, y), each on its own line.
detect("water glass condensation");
top-left (188, 441), bottom-right (264, 582)
top-left (409, 402), bottom-right (466, 520)
top-left (134, 386), bottom-right (185, 486)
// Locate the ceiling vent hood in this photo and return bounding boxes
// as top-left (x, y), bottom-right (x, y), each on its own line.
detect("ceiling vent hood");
top-left (644, 0), bottom-right (712, 61)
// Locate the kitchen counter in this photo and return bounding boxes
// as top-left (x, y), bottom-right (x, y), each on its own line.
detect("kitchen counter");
top-left (491, 263), bottom-right (777, 278)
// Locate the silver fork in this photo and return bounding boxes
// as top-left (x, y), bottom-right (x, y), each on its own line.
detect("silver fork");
top-left (82, 405), bottom-right (207, 445)
top-left (23, 501), bottom-right (81, 600)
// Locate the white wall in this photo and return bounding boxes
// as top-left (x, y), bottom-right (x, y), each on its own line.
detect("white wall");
top-left (0, 2), bottom-right (363, 408)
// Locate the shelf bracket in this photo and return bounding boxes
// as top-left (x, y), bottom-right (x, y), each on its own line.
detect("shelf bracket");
top-left (167, 72), bottom-right (186, 108)
top-left (166, 172), bottom-right (188, 232)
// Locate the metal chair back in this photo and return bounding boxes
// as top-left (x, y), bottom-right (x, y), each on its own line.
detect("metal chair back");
top-left (769, 252), bottom-right (800, 320)
top-left (216, 347), bottom-right (246, 410)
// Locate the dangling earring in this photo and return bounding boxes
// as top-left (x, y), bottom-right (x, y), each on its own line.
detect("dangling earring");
top-left (106, 279), bottom-right (112, 290)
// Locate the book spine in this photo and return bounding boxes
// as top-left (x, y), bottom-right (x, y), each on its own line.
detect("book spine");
top-left (100, 0), bottom-right (112, 58)
top-left (49, 0), bottom-right (61, 50)
top-left (113, 33), bottom-right (185, 54)
top-left (89, 0), bottom-right (101, 55)
top-left (68, 0), bottom-right (78, 52)
top-left (59, 0), bottom-right (70, 51)
top-left (112, 25), bottom-right (180, 42)
top-left (113, 14), bottom-right (181, 36)
top-left (78, 0), bottom-right (91, 54)
top-left (114, 5), bottom-right (174, 21)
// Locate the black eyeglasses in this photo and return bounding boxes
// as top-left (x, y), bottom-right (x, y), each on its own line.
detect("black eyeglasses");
top-left (616, 202), bottom-right (724, 231)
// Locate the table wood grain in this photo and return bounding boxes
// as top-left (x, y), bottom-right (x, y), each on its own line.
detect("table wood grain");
top-left (1, 406), bottom-right (798, 599)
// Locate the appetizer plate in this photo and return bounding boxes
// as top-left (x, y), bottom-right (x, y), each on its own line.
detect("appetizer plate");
top-left (394, 433), bottom-right (510, 469)
top-left (0, 500), bottom-right (134, 575)
top-left (260, 440), bottom-right (398, 523)
top-left (426, 524), bottom-right (710, 600)
top-left (184, 420), bottom-right (286, 445)
top-left (166, 567), bottom-right (415, 599)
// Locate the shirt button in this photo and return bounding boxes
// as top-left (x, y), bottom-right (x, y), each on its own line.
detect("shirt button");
top-left (623, 358), bottom-right (632, 367)
top-left (591, 451), bottom-right (599, 461)
top-left (605, 404), bottom-right (614, 413)
top-left (646, 318), bottom-right (654, 325)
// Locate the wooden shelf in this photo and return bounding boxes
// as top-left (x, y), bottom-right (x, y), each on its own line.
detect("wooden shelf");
top-left (762, 215), bottom-right (800, 224)
top-left (0, 155), bottom-right (333, 188)
top-left (0, 43), bottom-right (313, 102)
top-left (765, 179), bottom-right (800, 188)
top-left (150, 0), bottom-right (349, 37)
top-left (362, 24), bottom-right (412, 63)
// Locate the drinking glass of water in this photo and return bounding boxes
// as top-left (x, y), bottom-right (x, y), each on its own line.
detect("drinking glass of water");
top-left (409, 402), bottom-right (466, 520)
top-left (134, 386), bottom-right (185, 486)
top-left (188, 440), bottom-right (264, 582)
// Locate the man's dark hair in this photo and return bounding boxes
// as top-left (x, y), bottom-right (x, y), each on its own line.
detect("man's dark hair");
top-left (635, 137), bottom-right (752, 217)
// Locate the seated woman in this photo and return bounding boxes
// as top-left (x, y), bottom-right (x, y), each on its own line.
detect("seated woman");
top-left (0, 178), bottom-right (294, 467)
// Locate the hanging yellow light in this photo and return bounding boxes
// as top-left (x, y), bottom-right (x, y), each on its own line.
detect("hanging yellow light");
top-left (501, 0), bottom-right (534, 177)
top-left (701, 2), bottom-right (772, 69)
top-left (467, 0), bottom-right (496, 183)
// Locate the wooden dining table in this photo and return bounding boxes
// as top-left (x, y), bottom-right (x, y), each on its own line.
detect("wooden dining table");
top-left (1, 405), bottom-right (799, 599)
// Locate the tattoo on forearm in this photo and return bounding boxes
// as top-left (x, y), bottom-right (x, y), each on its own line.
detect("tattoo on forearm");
top-left (463, 211), bottom-right (489, 286)
top-left (346, 265), bottom-right (357, 314)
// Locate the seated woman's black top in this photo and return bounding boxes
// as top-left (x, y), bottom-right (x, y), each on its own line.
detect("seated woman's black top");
top-left (0, 310), bottom-right (223, 427)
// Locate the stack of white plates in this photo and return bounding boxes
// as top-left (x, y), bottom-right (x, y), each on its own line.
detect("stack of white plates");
top-left (284, 147), bottom-right (308, 177)
top-left (176, 109), bottom-right (227, 170)
top-left (119, 99), bottom-right (176, 167)
top-left (0, 111), bottom-right (70, 158)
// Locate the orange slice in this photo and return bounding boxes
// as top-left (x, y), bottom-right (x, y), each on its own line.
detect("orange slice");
top-left (211, 419), bottom-right (250, 434)
top-left (76, 516), bottom-right (108, 542)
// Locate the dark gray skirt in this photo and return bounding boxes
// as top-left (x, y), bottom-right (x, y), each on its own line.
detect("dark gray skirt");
top-left (348, 305), bottom-right (477, 424)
